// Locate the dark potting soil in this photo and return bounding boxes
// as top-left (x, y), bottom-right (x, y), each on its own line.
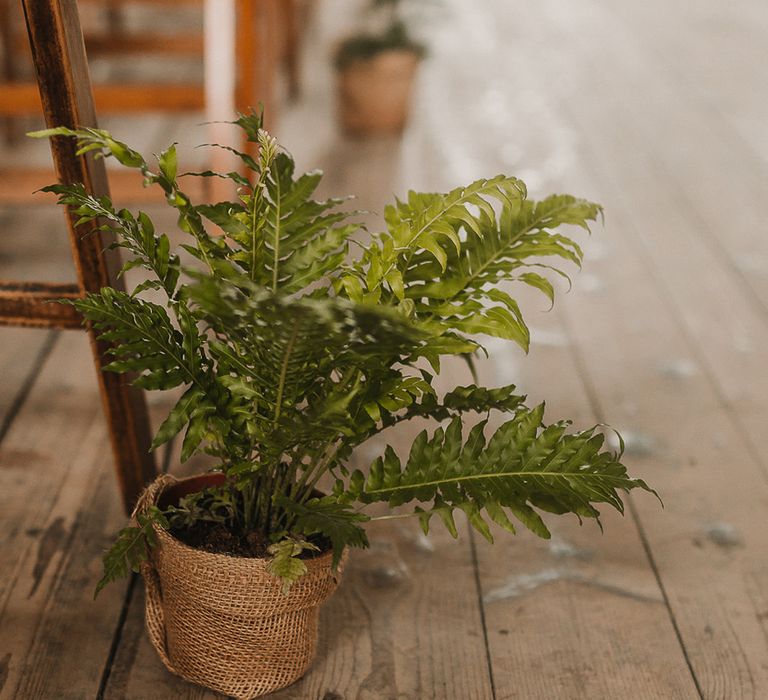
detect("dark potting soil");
top-left (169, 520), bottom-right (331, 560)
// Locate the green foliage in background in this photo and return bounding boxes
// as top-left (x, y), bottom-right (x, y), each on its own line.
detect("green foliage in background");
top-left (335, 0), bottom-right (426, 69)
top-left (32, 113), bottom-right (655, 594)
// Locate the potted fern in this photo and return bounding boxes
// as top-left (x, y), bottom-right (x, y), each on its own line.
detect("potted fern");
top-left (335, 0), bottom-right (425, 135)
top-left (33, 114), bottom-right (654, 698)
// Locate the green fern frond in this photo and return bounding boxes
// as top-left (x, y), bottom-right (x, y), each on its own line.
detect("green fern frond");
top-left (336, 180), bottom-right (601, 353)
top-left (72, 290), bottom-right (205, 391)
top-left (95, 506), bottom-right (168, 598)
top-left (278, 497), bottom-right (370, 569)
top-left (185, 275), bottom-right (428, 457)
top-left (219, 147), bottom-right (362, 294)
top-left (344, 409), bottom-right (654, 541)
top-left (42, 182), bottom-right (181, 297)
top-left (266, 537), bottom-right (320, 594)
top-left (30, 127), bottom-right (233, 274)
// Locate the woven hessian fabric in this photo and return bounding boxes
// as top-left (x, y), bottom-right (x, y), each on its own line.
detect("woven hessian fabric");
top-left (137, 474), bottom-right (346, 699)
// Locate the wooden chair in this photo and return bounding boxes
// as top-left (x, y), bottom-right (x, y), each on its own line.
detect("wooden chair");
top-left (0, 0), bottom-right (157, 512)
top-left (0, 0), bottom-right (305, 202)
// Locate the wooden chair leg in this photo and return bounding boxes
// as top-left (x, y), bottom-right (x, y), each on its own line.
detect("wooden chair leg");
top-left (21, 0), bottom-right (156, 513)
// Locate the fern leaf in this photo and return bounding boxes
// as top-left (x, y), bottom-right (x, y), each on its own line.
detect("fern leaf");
top-left (229, 148), bottom-right (361, 293)
top-left (72, 290), bottom-right (204, 391)
top-left (187, 276), bottom-right (425, 401)
top-left (344, 409), bottom-right (654, 539)
top-left (409, 194), bottom-right (600, 351)
top-left (42, 183), bottom-right (181, 297)
top-left (151, 386), bottom-right (205, 450)
top-left (31, 128), bottom-right (231, 275)
top-left (360, 383), bottom-right (527, 440)
top-left (95, 507), bottom-right (168, 598)
top-left (279, 497), bottom-right (370, 569)
top-left (337, 180), bottom-right (601, 353)
top-left (266, 537), bottom-right (320, 594)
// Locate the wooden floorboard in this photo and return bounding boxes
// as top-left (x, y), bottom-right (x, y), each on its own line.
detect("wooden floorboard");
top-left (0, 333), bottom-right (129, 699)
top-left (471, 299), bottom-right (698, 699)
top-left (0, 328), bottom-right (56, 437)
top-left (557, 133), bottom-right (768, 697)
top-left (533, 3), bottom-right (768, 691)
top-left (3, 0), bottom-right (768, 697)
top-left (555, 192), bottom-right (768, 697)
top-left (581, 0), bottom-right (768, 314)
top-left (565, 79), bottom-right (768, 487)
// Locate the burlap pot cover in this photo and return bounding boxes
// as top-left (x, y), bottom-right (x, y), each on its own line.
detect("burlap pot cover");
top-left (136, 474), bottom-right (346, 699)
top-left (337, 48), bottom-right (420, 135)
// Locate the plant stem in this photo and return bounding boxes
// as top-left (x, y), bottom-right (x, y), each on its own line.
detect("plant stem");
top-left (292, 441), bottom-right (340, 503)
top-left (242, 481), bottom-right (253, 531)
top-left (273, 320), bottom-right (300, 426)
top-left (368, 511), bottom-right (419, 521)
top-left (271, 166), bottom-right (282, 292)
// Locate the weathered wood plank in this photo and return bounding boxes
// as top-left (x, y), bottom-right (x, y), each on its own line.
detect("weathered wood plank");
top-left (524, 4), bottom-right (768, 693)
top-left (565, 82), bottom-right (768, 485)
top-left (0, 281), bottom-right (82, 328)
top-left (548, 152), bottom-right (768, 698)
top-left (557, 202), bottom-right (768, 697)
top-left (471, 296), bottom-right (698, 699)
top-left (563, 0), bottom-right (768, 456)
top-left (0, 332), bottom-right (129, 699)
top-left (0, 328), bottom-right (55, 433)
top-left (604, 0), bottom-right (768, 311)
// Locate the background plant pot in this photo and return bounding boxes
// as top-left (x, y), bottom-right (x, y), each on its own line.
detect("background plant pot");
top-left (139, 474), bottom-right (346, 699)
top-left (337, 48), bottom-right (421, 135)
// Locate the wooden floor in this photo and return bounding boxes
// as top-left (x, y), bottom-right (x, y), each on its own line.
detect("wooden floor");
top-left (3, 0), bottom-right (768, 697)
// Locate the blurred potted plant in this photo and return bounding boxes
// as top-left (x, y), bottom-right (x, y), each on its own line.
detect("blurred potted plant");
top-left (335, 0), bottom-right (426, 135)
top-left (33, 113), bottom-right (655, 698)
